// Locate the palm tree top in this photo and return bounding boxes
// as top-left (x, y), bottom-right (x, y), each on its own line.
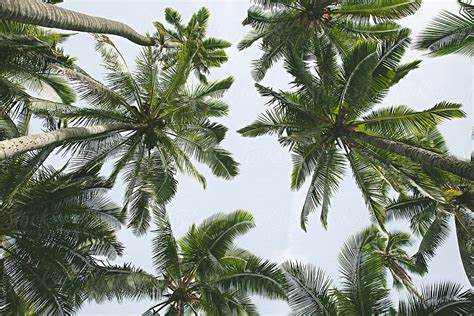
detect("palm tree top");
top-left (239, 31), bottom-right (466, 230)
top-left (0, 151), bottom-right (124, 314)
top-left (239, 0), bottom-right (421, 80)
top-left (282, 226), bottom-right (474, 315)
top-left (87, 209), bottom-right (287, 315)
top-left (47, 33), bottom-right (239, 234)
top-left (154, 7), bottom-right (231, 83)
top-left (0, 8), bottom-right (238, 235)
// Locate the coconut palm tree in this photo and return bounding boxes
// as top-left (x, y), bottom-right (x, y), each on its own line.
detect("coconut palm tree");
top-left (0, 30), bottom-right (238, 233)
top-left (386, 170), bottom-right (474, 286)
top-left (87, 209), bottom-right (287, 315)
top-left (154, 7), bottom-right (231, 83)
top-left (0, 151), bottom-right (124, 315)
top-left (0, 0), bottom-right (157, 46)
top-left (239, 0), bottom-right (421, 80)
top-left (0, 20), bottom-right (75, 138)
top-left (238, 31), bottom-right (471, 230)
top-left (415, 0), bottom-right (474, 57)
top-left (282, 228), bottom-right (473, 315)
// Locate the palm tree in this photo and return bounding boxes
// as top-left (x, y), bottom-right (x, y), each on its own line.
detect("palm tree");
top-left (238, 31), bottom-right (471, 230)
top-left (0, 20), bottom-right (76, 138)
top-left (87, 209), bottom-right (287, 315)
top-left (0, 28), bottom-right (238, 233)
top-left (154, 7), bottom-right (231, 83)
top-left (239, 0), bottom-right (421, 80)
top-left (386, 171), bottom-right (474, 286)
top-left (0, 151), bottom-right (124, 315)
top-left (282, 228), bottom-right (473, 315)
top-left (0, 0), bottom-right (158, 46)
top-left (415, 0), bottom-right (474, 57)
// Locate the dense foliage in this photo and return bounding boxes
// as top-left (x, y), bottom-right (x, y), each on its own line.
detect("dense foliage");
top-left (0, 151), bottom-right (123, 314)
top-left (282, 227), bottom-right (473, 315)
top-left (86, 210), bottom-right (286, 315)
top-left (0, 1), bottom-right (472, 314)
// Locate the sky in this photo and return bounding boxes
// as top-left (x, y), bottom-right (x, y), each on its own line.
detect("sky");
top-left (46, 0), bottom-right (473, 315)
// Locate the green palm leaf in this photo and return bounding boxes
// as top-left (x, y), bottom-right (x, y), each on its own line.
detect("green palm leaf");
top-left (281, 261), bottom-right (336, 315)
top-left (398, 282), bottom-right (474, 315)
top-left (415, 5), bottom-right (474, 57)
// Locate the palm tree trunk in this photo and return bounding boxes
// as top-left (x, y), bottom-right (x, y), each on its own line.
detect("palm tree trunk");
top-left (176, 301), bottom-right (184, 316)
top-left (346, 130), bottom-right (474, 181)
top-left (0, 122), bottom-right (137, 160)
top-left (0, 0), bottom-right (161, 46)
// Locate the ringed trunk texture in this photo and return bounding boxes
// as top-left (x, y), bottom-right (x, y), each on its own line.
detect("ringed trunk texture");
top-left (0, 0), bottom-right (156, 46)
top-left (0, 123), bottom-right (136, 160)
top-left (347, 130), bottom-right (474, 181)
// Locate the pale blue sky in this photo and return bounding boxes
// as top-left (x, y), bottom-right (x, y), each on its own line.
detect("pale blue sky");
top-left (47, 1), bottom-right (473, 314)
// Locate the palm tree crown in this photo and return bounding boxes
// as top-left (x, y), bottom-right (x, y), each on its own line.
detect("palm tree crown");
top-left (27, 9), bottom-right (239, 234)
top-left (282, 227), bottom-right (474, 315)
top-left (88, 209), bottom-right (286, 315)
top-left (0, 152), bottom-right (124, 315)
top-left (239, 30), bottom-right (466, 230)
top-left (239, 0), bottom-right (421, 80)
top-left (154, 7), bottom-right (231, 83)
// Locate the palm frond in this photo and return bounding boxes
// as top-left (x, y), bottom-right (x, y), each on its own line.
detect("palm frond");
top-left (415, 8), bottom-right (474, 57)
top-left (281, 261), bottom-right (336, 315)
top-left (336, 0), bottom-right (421, 21)
top-left (412, 215), bottom-right (451, 273)
top-left (179, 210), bottom-right (255, 275)
top-left (151, 207), bottom-right (181, 278)
top-left (297, 144), bottom-right (345, 230)
top-left (212, 255), bottom-right (286, 299)
top-left (336, 228), bottom-right (392, 315)
top-left (398, 282), bottom-right (473, 315)
top-left (357, 102), bottom-right (465, 139)
top-left (454, 209), bottom-right (474, 286)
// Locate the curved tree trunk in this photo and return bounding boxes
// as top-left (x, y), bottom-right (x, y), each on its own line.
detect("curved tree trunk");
top-left (347, 130), bottom-right (474, 181)
top-left (0, 122), bottom-right (137, 160)
top-left (0, 0), bottom-right (157, 46)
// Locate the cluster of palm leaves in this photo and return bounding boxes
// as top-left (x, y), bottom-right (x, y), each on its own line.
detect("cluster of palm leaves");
top-left (87, 210), bottom-right (287, 315)
top-left (415, 0), bottom-right (474, 57)
top-left (0, 0), bottom-right (473, 314)
top-left (2, 8), bottom-right (239, 235)
top-left (0, 6), bottom-right (245, 313)
top-left (0, 150), bottom-right (124, 314)
top-left (238, 0), bottom-right (474, 290)
top-left (0, 20), bottom-right (75, 139)
top-left (282, 227), bottom-right (473, 315)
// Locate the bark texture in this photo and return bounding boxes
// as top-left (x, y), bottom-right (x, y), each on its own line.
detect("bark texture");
top-left (0, 0), bottom-right (156, 46)
top-left (0, 123), bottom-right (135, 160)
top-left (347, 130), bottom-right (474, 181)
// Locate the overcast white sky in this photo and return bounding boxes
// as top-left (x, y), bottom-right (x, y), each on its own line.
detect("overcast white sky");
top-left (50, 1), bottom-right (473, 315)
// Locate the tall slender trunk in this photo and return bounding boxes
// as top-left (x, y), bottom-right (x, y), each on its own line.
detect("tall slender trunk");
top-left (0, 122), bottom-right (137, 160)
top-left (346, 130), bottom-right (474, 181)
top-left (0, 0), bottom-right (161, 46)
